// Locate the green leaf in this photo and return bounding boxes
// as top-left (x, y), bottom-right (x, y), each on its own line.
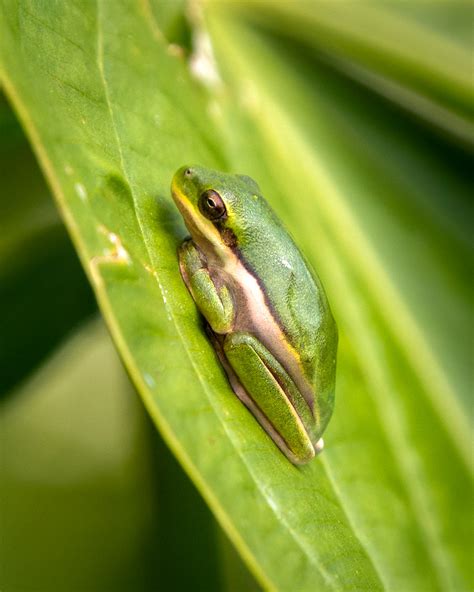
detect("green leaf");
top-left (0, 1), bottom-right (470, 590)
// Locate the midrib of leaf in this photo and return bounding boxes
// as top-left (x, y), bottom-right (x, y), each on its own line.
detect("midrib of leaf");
top-left (93, 4), bottom-right (352, 589)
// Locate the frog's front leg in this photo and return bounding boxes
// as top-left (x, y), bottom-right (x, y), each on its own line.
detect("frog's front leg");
top-left (223, 332), bottom-right (318, 465)
top-left (178, 239), bottom-right (234, 334)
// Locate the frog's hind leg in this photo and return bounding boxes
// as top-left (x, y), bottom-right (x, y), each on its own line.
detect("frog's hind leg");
top-left (219, 331), bottom-right (316, 465)
top-left (204, 326), bottom-right (260, 420)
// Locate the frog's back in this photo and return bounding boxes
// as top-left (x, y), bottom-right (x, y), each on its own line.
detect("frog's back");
top-left (236, 200), bottom-right (337, 425)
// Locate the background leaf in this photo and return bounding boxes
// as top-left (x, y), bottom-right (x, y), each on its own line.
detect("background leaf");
top-left (0, 1), bottom-right (471, 590)
top-left (0, 93), bottom-right (96, 394)
top-left (227, 0), bottom-right (474, 148)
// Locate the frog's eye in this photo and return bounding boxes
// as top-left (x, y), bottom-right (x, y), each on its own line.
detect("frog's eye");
top-left (199, 190), bottom-right (227, 221)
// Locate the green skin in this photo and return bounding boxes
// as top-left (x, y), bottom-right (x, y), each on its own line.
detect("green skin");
top-left (171, 165), bottom-right (338, 464)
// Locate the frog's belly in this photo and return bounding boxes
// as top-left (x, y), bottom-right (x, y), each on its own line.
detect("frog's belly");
top-left (219, 260), bottom-right (316, 414)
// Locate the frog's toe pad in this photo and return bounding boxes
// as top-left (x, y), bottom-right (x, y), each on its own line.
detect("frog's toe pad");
top-left (314, 438), bottom-right (324, 455)
top-left (178, 239), bottom-right (204, 276)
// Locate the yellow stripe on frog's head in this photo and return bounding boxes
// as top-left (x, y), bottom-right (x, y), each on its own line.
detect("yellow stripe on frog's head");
top-left (171, 165), bottom-right (237, 263)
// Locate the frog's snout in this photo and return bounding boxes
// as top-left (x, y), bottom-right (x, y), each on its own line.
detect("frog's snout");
top-left (173, 165), bottom-right (195, 184)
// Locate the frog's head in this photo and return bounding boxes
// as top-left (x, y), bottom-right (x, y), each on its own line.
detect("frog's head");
top-left (171, 165), bottom-right (262, 262)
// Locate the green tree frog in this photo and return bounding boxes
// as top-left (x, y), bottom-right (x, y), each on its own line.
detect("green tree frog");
top-left (171, 165), bottom-right (338, 464)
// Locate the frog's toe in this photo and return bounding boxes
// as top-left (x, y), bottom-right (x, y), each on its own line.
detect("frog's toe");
top-left (178, 239), bottom-right (204, 276)
top-left (314, 438), bottom-right (324, 455)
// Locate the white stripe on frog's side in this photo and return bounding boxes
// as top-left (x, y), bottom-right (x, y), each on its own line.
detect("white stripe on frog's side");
top-left (213, 255), bottom-right (317, 418)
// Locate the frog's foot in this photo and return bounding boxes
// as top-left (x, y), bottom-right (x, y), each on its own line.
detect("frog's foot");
top-left (178, 238), bottom-right (205, 288)
top-left (314, 438), bottom-right (324, 455)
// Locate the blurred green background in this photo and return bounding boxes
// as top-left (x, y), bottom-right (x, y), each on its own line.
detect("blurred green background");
top-left (0, 1), bottom-right (472, 591)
